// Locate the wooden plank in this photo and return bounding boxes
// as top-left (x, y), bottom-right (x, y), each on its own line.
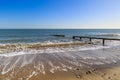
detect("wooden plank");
top-left (103, 39), bottom-right (105, 46)
top-left (89, 38), bottom-right (91, 42)
top-left (73, 36), bottom-right (120, 46)
top-left (73, 36), bottom-right (120, 41)
top-left (52, 35), bottom-right (65, 37)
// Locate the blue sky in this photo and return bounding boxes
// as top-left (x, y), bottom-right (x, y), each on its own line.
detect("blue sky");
top-left (0, 0), bottom-right (120, 29)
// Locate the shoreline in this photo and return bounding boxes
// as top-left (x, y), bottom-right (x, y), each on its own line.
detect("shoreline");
top-left (0, 41), bottom-right (86, 54)
top-left (0, 41), bottom-right (120, 80)
top-left (0, 39), bottom-right (115, 54)
top-left (0, 61), bottom-right (120, 80)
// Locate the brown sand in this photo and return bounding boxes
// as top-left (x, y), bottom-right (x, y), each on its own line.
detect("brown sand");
top-left (32, 65), bottom-right (120, 80)
top-left (0, 42), bottom-right (120, 80)
top-left (0, 63), bottom-right (120, 80)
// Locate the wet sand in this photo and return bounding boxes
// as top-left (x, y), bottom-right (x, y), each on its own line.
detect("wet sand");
top-left (0, 63), bottom-right (120, 80)
top-left (0, 43), bottom-right (120, 80)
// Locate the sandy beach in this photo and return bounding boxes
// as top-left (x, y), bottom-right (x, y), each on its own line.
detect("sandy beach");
top-left (0, 43), bottom-right (120, 80)
top-left (0, 61), bottom-right (120, 80)
top-left (0, 0), bottom-right (120, 79)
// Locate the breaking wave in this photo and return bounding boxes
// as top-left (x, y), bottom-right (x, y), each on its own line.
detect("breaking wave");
top-left (89, 33), bottom-right (120, 37)
top-left (0, 36), bottom-right (120, 79)
top-left (0, 39), bottom-right (120, 55)
top-left (0, 42), bottom-right (120, 76)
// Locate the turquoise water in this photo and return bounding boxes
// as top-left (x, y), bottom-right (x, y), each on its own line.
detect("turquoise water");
top-left (0, 29), bottom-right (120, 44)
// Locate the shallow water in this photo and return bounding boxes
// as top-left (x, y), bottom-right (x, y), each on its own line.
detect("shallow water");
top-left (0, 45), bottom-right (120, 75)
top-left (0, 29), bottom-right (120, 79)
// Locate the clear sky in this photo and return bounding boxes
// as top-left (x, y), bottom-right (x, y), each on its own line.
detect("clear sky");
top-left (0, 0), bottom-right (120, 29)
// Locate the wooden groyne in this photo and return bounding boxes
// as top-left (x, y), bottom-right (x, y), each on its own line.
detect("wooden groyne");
top-left (52, 35), bottom-right (65, 37)
top-left (73, 36), bottom-right (120, 46)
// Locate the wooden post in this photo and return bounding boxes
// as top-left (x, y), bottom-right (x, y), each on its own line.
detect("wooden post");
top-left (72, 36), bottom-right (120, 46)
top-left (80, 37), bottom-right (82, 41)
top-left (89, 38), bottom-right (91, 43)
top-left (103, 39), bottom-right (105, 46)
top-left (73, 36), bottom-right (75, 39)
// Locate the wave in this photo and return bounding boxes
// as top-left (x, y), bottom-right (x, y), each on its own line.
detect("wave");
top-left (0, 42), bottom-right (120, 76)
top-left (0, 41), bottom-right (85, 54)
top-left (102, 34), bottom-right (120, 36)
top-left (89, 33), bottom-right (120, 37)
top-left (0, 39), bottom-right (120, 56)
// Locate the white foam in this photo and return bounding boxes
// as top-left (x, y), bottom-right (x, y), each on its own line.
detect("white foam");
top-left (0, 45), bottom-right (118, 62)
top-left (0, 39), bottom-right (120, 57)
top-left (90, 32), bottom-right (120, 36)
top-left (1, 51), bottom-right (29, 57)
top-left (0, 44), bottom-right (113, 57)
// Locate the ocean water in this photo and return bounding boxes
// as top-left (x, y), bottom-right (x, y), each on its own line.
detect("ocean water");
top-left (1, 29), bottom-right (120, 77)
top-left (0, 29), bottom-right (120, 44)
top-left (0, 29), bottom-right (120, 55)
top-left (0, 29), bottom-right (120, 54)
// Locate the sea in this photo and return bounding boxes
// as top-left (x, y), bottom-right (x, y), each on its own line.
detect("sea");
top-left (0, 29), bottom-right (120, 54)
top-left (0, 29), bottom-right (120, 44)
top-left (0, 29), bottom-right (120, 78)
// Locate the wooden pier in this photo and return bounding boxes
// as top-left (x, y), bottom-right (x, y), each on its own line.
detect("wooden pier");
top-left (72, 36), bottom-right (120, 46)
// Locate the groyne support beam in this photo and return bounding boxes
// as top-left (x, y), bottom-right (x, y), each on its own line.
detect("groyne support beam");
top-left (73, 36), bottom-right (120, 46)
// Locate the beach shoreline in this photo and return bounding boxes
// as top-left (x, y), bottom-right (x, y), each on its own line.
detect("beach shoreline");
top-left (0, 46), bottom-right (120, 80)
top-left (0, 61), bottom-right (120, 80)
top-left (0, 30), bottom-right (120, 80)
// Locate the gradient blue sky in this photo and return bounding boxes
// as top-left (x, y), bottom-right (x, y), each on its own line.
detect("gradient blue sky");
top-left (0, 0), bottom-right (120, 29)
